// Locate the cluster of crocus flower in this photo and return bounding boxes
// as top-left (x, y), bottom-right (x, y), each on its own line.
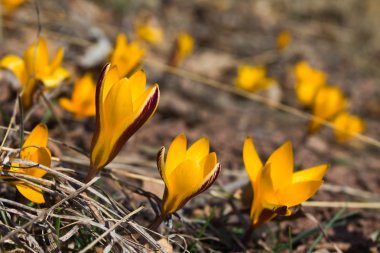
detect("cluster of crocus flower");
top-left (59, 73), bottom-right (96, 118)
top-left (235, 65), bottom-right (276, 93)
top-left (109, 33), bottom-right (145, 78)
top-left (169, 32), bottom-right (194, 66)
top-left (293, 61), bottom-right (365, 141)
top-left (0, 37), bottom-right (70, 108)
top-left (0, 123), bottom-right (51, 203)
top-left (243, 137), bottom-right (328, 227)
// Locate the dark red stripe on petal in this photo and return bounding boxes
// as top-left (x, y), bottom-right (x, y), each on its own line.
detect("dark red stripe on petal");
top-left (90, 63), bottom-right (110, 155)
top-left (156, 146), bottom-right (165, 180)
top-left (107, 85), bottom-right (160, 167)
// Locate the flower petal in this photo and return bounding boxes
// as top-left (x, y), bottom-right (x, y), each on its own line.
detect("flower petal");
top-left (278, 180), bottom-right (323, 207)
top-left (163, 159), bottom-right (203, 214)
top-left (21, 123), bottom-right (48, 159)
top-left (16, 182), bottom-right (45, 204)
top-left (25, 147), bottom-right (51, 178)
top-left (292, 164), bottom-right (328, 184)
top-left (40, 67), bottom-right (70, 88)
top-left (0, 55), bottom-right (27, 86)
top-left (266, 141), bottom-right (293, 190)
top-left (129, 70), bottom-right (146, 102)
top-left (49, 47), bottom-right (64, 73)
top-left (24, 37), bottom-right (49, 77)
top-left (186, 137), bottom-right (209, 161)
top-left (243, 136), bottom-right (263, 184)
top-left (200, 152), bottom-right (217, 177)
top-left (156, 146), bottom-right (166, 182)
top-left (59, 97), bottom-right (78, 114)
top-left (165, 133), bottom-right (187, 176)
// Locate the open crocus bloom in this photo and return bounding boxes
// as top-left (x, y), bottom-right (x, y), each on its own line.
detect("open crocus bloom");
top-left (156, 134), bottom-right (221, 215)
top-left (308, 86), bottom-right (346, 133)
top-left (135, 23), bottom-right (164, 45)
top-left (87, 64), bottom-right (160, 181)
top-left (243, 137), bottom-right (328, 227)
top-left (109, 33), bottom-right (145, 78)
top-left (0, 37), bottom-right (70, 108)
top-left (59, 73), bottom-right (96, 118)
top-left (235, 65), bottom-right (275, 92)
top-left (0, 123), bottom-right (51, 203)
top-left (332, 111), bottom-right (365, 142)
top-left (294, 61), bottom-right (327, 107)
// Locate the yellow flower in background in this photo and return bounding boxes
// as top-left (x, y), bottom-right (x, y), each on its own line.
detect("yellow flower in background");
top-left (0, 123), bottom-right (51, 203)
top-left (1, 0), bottom-right (25, 14)
top-left (157, 134), bottom-right (221, 216)
top-left (294, 61), bottom-right (327, 107)
top-left (59, 73), bottom-right (96, 118)
top-left (235, 65), bottom-right (275, 92)
top-left (0, 37), bottom-right (70, 108)
top-left (171, 32), bottom-right (194, 66)
top-left (308, 86), bottom-right (346, 133)
top-left (276, 30), bottom-right (292, 50)
top-left (332, 112), bottom-right (365, 142)
top-left (87, 64), bottom-right (160, 182)
top-left (109, 33), bottom-right (145, 78)
top-left (135, 23), bottom-right (164, 45)
top-left (243, 137), bottom-right (328, 227)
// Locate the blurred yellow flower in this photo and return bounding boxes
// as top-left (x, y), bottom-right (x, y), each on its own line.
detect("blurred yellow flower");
top-left (157, 134), bottom-right (221, 216)
top-left (243, 137), bottom-right (328, 227)
top-left (308, 86), bottom-right (346, 133)
top-left (294, 61), bottom-right (327, 107)
top-left (0, 37), bottom-right (70, 108)
top-left (0, 123), bottom-right (51, 203)
top-left (1, 0), bottom-right (25, 14)
top-left (109, 33), bottom-right (145, 78)
top-left (87, 64), bottom-right (160, 182)
top-left (276, 30), bottom-right (292, 50)
top-left (332, 111), bottom-right (365, 142)
top-left (171, 32), bottom-right (194, 66)
top-left (135, 23), bottom-right (163, 45)
top-left (235, 65), bottom-right (275, 92)
top-left (59, 73), bottom-right (96, 118)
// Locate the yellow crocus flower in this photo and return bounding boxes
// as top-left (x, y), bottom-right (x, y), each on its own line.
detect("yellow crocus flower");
top-left (308, 86), bottom-right (346, 133)
top-left (1, 0), bottom-right (26, 14)
top-left (151, 134), bottom-right (221, 228)
top-left (235, 65), bottom-right (275, 92)
top-left (171, 32), bottom-right (194, 66)
top-left (276, 30), bottom-right (292, 51)
top-left (332, 111), bottom-right (365, 142)
top-left (294, 61), bottom-right (327, 107)
top-left (109, 33), bottom-right (145, 78)
top-left (243, 137), bottom-right (328, 227)
top-left (135, 23), bottom-right (164, 45)
top-left (0, 123), bottom-right (51, 203)
top-left (59, 73), bottom-right (96, 119)
top-left (0, 37), bottom-right (70, 108)
top-left (86, 64), bottom-right (160, 182)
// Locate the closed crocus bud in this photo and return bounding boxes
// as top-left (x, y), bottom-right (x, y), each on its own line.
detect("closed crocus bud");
top-left (243, 137), bottom-right (328, 227)
top-left (1, 123), bottom-right (52, 203)
top-left (151, 134), bottom-right (221, 229)
top-left (86, 64), bottom-right (160, 182)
